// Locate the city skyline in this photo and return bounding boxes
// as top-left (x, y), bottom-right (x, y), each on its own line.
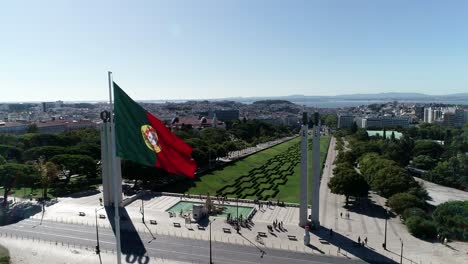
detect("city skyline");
top-left (2, 0), bottom-right (468, 101)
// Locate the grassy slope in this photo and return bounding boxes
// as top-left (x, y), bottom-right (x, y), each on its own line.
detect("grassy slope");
top-left (188, 137), bottom-right (301, 195)
top-left (276, 136), bottom-right (330, 203)
top-left (188, 136), bottom-right (331, 203)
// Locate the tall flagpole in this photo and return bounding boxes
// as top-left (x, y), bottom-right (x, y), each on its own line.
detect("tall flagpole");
top-left (108, 71), bottom-right (122, 264)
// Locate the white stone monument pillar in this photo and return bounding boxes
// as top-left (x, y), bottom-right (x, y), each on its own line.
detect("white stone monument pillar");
top-left (299, 112), bottom-right (309, 227)
top-left (310, 112), bottom-right (321, 226)
top-left (100, 111), bottom-right (122, 207)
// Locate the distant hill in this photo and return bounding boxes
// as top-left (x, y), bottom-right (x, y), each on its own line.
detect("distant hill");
top-left (225, 92), bottom-right (468, 102)
top-left (252, 100), bottom-right (294, 105)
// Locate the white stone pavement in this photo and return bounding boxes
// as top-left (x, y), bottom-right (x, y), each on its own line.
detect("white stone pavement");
top-left (13, 135), bottom-right (468, 264)
top-left (0, 237), bottom-right (186, 264)
top-left (32, 192), bottom-right (351, 259)
top-left (320, 137), bottom-right (468, 264)
top-left (414, 177), bottom-right (468, 206)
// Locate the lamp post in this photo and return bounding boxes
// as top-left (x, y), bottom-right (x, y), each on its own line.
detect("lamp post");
top-left (236, 197), bottom-right (240, 233)
top-left (209, 218), bottom-right (216, 264)
top-left (95, 207), bottom-right (104, 254)
top-left (383, 209), bottom-right (388, 249)
top-left (236, 198), bottom-right (239, 220)
top-left (141, 199), bottom-right (145, 223)
top-left (400, 238), bottom-right (403, 264)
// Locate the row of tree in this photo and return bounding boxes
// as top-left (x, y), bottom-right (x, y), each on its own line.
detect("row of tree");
top-left (334, 124), bottom-right (468, 241)
top-left (0, 129), bottom-right (102, 205)
top-left (174, 119), bottom-right (297, 168)
top-left (335, 123), bottom-right (468, 190)
top-left (1, 118), bottom-right (298, 203)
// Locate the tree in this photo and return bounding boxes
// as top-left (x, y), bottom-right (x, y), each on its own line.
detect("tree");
top-left (412, 155), bottom-right (436, 170)
top-left (433, 201), bottom-right (468, 241)
top-left (390, 131), bottom-right (396, 142)
top-left (26, 124), bottom-right (38, 133)
top-left (0, 163), bottom-right (38, 206)
top-left (35, 159), bottom-right (59, 199)
top-left (402, 207), bottom-right (428, 220)
top-left (354, 129), bottom-right (369, 141)
top-left (405, 216), bottom-right (437, 239)
top-left (68, 143), bottom-right (101, 160)
top-left (388, 193), bottom-right (425, 215)
top-left (0, 145), bottom-right (23, 161)
top-left (444, 129), bottom-right (453, 146)
top-left (359, 153), bottom-right (396, 181)
top-left (50, 154), bottom-right (97, 182)
top-left (413, 140), bottom-right (443, 159)
top-left (23, 146), bottom-right (67, 161)
top-left (424, 155), bottom-right (468, 189)
top-left (350, 122), bottom-right (358, 134)
top-left (20, 134), bottom-right (67, 149)
top-left (371, 165), bottom-right (414, 197)
top-left (328, 165), bottom-right (369, 206)
top-left (336, 151), bottom-right (357, 165)
top-left (200, 128), bottom-right (229, 144)
top-left (321, 113), bottom-right (338, 129)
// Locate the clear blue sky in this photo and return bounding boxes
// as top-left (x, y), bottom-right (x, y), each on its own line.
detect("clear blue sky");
top-left (1, 0), bottom-right (467, 102)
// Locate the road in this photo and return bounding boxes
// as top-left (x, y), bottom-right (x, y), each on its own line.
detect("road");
top-left (0, 218), bottom-right (365, 264)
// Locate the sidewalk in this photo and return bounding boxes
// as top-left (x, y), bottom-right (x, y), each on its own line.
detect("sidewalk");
top-left (319, 137), bottom-right (468, 264)
top-left (18, 135), bottom-right (468, 264)
top-left (32, 193), bottom-right (354, 260)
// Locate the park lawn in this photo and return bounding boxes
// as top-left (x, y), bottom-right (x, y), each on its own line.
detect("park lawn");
top-left (0, 187), bottom-right (55, 199)
top-left (0, 244), bottom-right (9, 264)
top-left (0, 175), bottom-right (101, 199)
top-left (188, 135), bottom-right (331, 204)
top-left (188, 137), bottom-right (300, 195)
top-left (276, 136), bottom-right (330, 203)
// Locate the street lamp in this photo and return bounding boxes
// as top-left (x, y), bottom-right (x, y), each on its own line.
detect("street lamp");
top-left (140, 199), bottom-right (145, 223)
top-left (236, 198), bottom-right (239, 220)
top-left (400, 238), bottom-right (403, 264)
top-left (95, 207), bottom-right (104, 254)
top-left (383, 209), bottom-right (388, 249)
top-left (236, 197), bottom-right (240, 233)
top-left (209, 218), bottom-right (216, 264)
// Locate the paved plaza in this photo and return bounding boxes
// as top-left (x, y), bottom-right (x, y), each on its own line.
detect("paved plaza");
top-left (11, 136), bottom-right (468, 263)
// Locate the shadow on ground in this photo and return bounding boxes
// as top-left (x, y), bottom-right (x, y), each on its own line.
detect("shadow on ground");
top-left (312, 226), bottom-right (398, 264)
top-left (106, 206), bottom-right (150, 264)
top-left (344, 197), bottom-right (395, 220)
top-left (63, 189), bottom-right (100, 198)
top-left (0, 201), bottom-right (41, 225)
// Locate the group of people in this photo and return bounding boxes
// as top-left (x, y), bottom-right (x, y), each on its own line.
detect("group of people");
top-left (357, 236), bottom-right (368, 246)
top-left (340, 211), bottom-right (350, 219)
top-left (437, 234), bottom-right (448, 245)
top-left (255, 199), bottom-right (286, 209)
top-left (272, 219), bottom-right (285, 231)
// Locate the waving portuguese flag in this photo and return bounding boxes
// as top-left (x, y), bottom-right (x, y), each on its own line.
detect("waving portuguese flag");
top-left (114, 82), bottom-right (196, 178)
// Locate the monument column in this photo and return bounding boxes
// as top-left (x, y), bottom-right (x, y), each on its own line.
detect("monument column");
top-left (100, 111), bottom-right (122, 207)
top-left (310, 112), bottom-right (321, 226)
top-left (299, 112), bottom-right (309, 227)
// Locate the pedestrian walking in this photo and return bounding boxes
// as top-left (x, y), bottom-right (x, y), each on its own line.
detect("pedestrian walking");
top-left (340, 212), bottom-right (343, 218)
top-left (358, 236), bottom-right (361, 244)
top-left (329, 228), bottom-right (333, 237)
top-left (364, 237), bottom-right (367, 245)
